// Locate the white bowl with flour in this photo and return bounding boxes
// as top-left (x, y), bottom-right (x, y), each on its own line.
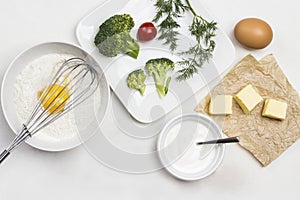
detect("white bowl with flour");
top-left (1, 42), bottom-right (110, 151)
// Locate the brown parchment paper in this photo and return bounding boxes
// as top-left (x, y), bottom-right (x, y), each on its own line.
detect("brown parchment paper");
top-left (196, 54), bottom-right (300, 166)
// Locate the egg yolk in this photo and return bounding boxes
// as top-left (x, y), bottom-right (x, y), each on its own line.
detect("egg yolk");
top-left (38, 84), bottom-right (70, 114)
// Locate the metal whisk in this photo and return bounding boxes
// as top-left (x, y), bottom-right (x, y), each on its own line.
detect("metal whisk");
top-left (0, 57), bottom-right (100, 164)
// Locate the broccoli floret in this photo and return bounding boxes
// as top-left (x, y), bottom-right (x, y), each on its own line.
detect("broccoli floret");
top-left (145, 58), bottom-right (175, 98)
top-left (94, 14), bottom-right (140, 59)
top-left (127, 69), bottom-right (147, 95)
top-left (119, 32), bottom-right (140, 59)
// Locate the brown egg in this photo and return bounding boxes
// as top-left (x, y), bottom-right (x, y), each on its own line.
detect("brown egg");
top-left (234, 18), bottom-right (273, 49)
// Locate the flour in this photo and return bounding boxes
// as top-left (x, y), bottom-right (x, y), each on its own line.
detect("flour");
top-left (13, 54), bottom-right (79, 141)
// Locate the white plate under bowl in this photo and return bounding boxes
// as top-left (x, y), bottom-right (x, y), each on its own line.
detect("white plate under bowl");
top-left (76, 0), bottom-right (235, 123)
top-left (157, 113), bottom-right (225, 181)
top-left (1, 42), bottom-right (110, 151)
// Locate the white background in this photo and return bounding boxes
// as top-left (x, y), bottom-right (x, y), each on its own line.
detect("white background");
top-left (0, 0), bottom-right (300, 199)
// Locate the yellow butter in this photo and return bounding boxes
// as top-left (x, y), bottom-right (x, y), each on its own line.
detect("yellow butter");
top-left (234, 84), bottom-right (263, 114)
top-left (209, 95), bottom-right (232, 115)
top-left (262, 99), bottom-right (287, 120)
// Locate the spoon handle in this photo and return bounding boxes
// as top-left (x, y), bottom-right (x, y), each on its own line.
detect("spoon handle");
top-left (197, 137), bottom-right (240, 145)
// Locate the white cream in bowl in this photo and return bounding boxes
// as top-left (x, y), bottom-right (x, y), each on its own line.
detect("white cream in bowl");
top-left (157, 113), bottom-right (225, 181)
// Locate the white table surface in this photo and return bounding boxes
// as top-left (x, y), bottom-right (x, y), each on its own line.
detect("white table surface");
top-left (1, 0), bottom-right (300, 199)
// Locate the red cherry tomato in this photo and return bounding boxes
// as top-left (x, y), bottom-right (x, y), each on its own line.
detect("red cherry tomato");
top-left (137, 22), bottom-right (157, 42)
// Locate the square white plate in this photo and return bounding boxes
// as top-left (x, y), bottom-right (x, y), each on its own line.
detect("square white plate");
top-left (76, 0), bottom-right (235, 123)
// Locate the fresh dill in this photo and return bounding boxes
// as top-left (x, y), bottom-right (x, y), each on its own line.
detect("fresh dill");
top-left (176, 2), bottom-right (217, 81)
top-left (152, 0), bottom-right (217, 81)
top-left (152, 0), bottom-right (188, 51)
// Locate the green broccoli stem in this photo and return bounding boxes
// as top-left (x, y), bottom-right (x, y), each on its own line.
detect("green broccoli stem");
top-left (123, 39), bottom-right (140, 59)
top-left (155, 84), bottom-right (167, 98)
top-left (154, 77), bottom-right (171, 98)
top-left (165, 76), bottom-right (171, 95)
top-left (139, 85), bottom-right (146, 95)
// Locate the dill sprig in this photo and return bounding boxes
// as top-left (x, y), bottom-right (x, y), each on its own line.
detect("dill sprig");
top-left (152, 0), bottom-right (217, 81)
top-left (176, 0), bottom-right (217, 81)
top-left (153, 0), bottom-right (188, 51)
top-left (176, 44), bottom-right (213, 81)
top-left (177, 0), bottom-right (217, 81)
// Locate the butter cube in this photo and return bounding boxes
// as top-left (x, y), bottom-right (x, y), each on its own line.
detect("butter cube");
top-left (234, 84), bottom-right (263, 114)
top-left (262, 99), bottom-right (287, 120)
top-left (209, 95), bottom-right (233, 115)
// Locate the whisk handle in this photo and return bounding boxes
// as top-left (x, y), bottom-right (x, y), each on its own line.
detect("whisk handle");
top-left (0, 125), bottom-right (31, 165)
top-left (0, 150), bottom-right (10, 164)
